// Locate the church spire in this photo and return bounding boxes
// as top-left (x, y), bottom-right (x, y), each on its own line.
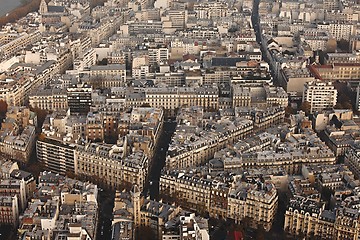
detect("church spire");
top-left (39, 0), bottom-right (48, 15)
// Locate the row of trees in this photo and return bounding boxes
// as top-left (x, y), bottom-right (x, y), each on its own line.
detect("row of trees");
top-left (0, 0), bottom-right (109, 27)
top-left (0, 100), bottom-right (8, 120)
top-left (285, 98), bottom-right (353, 117)
top-left (285, 101), bottom-right (311, 116)
top-left (0, 0), bottom-right (42, 27)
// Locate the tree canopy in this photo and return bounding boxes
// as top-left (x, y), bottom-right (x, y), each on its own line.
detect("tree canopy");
top-left (0, 100), bottom-right (8, 118)
top-left (300, 101), bottom-right (311, 115)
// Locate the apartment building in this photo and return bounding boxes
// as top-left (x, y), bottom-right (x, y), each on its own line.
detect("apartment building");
top-left (350, 36), bottom-right (360, 51)
top-left (75, 143), bottom-right (147, 191)
top-left (302, 80), bottom-right (337, 114)
top-left (303, 35), bottom-right (329, 51)
top-left (27, 40), bottom-right (73, 72)
top-left (235, 106), bottom-right (285, 130)
top-left (145, 87), bottom-right (219, 111)
top-left (194, 2), bottom-right (230, 19)
top-left (134, 9), bottom-right (160, 22)
top-left (163, 10), bottom-right (188, 30)
top-left (0, 179), bottom-right (27, 211)
top-left (166, 107), bottom-right (253, 169)
top-left (107, 51), bottom-right (127, 64)
top-left (103, 113), bottom-right (119, 142)
top-left (148, 48), bottom-right (169, 65)
top-left (89, 64), bottom-right (126, 81)
top-left (301, 164), bottom-right (354, 202)
top-left (203, 70), bottom-right (230, 85)
top-left (334, 207), bottom-right (360, 239)
top-left (135, 197), bottom-right (181, 238)
top-left (10, 170), bottom-right (36, 205)
top-left (264, 85), bottom-right (288, 107)
top-left (232, 85), bottom-right (251, 107)
top-left (0, 159), bottom-right (19, 180)
top-left (345, 143), bottom-right (360, 179)
top-left (125, 20), bottom-right (163, 36)
top-left (284, 196), bottom-right (327, 237)
top-left (67, 83), bottom-right (92, 115)
top-left (19, 172), bottom-right (98, 239)
top-left (0, 125), bottom-right (36, 165)
top-left (223, 147), bottom-right (334, 177)
top-left (36, 60), bottom-right (62, 86)
top-left (73, 47), bottom-right (96, 71)
top-left (80, 16), bottom-right (123, 47)
top-left (0, 32), bottom-right (19, 46)
top-left (309, 63), bottom-right (360, 81)
top-left (36, 110), bottom-right (85, 175)
top-left (37, 136), bottom-right (77, 175)
top-left (112, 186), bottom-right (208, 240)
top-left (85, 112), bottom-right (104, 142)
top-left (162, 213), bottom-right (210, 240)
top-left (325, 52), bottom-right (360, 64)
top-left (0, 60), bottom-right (60, 107)
top-left (323, 124), bottom-right (360, 157)
top-left (29, 87), bottom-right (68, 111)
top-left (160, 172), bottom-right (212, 214)
top-left (160, 171), bottom-right (278, 231)
top-left (0, 31), bottom-right (42, 60)
top-left (4, 107), bottom-right (37, 129)
top-left (0, 195), bottom-right (19, 226)
top-left (38, 107), bottom-right (163, 191)
top-left (285, 196), bottom-right (360, 239)
top-left (317, 23), bottom-right (355, 41)
top-left (180, 26), bottom-right (220, 39)
top-left (0, 75), bottom-right (28, 107)
top-left (252, 107), bottom-right (285, 129)
top-left (228, 181), bottom-right (278, 231)
top-left (132, 65), bottom-right (149, 80)
top-left (323, 0), bottom-right (340, 11)
top-left (221, 128), bottom-right (335, 175)
top-left (119, 85), bottom-right (286, 113)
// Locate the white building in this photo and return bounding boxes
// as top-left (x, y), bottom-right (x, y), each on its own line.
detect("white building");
top-left (302, 80), bottom-right (337, 114)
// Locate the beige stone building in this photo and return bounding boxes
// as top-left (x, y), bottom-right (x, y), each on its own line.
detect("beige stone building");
top-left (0, 107), bottom-right (37, 165)
top-left (166, 108), bottom-right (253, 169)
top-left (236, 107), bottom-right (285, 130)
top-left (145, 87), bottom-right (219, 111)
top-left (160, 172), bottom-right (212, 214)
top-left (29, 88), bottom-right (68, 111)
top-left (345, 143), bottom-right (360, 179)
top-left (0, 61), bottom-right (60, 107)
top-left (228, 181), bottom-right (278, 231)
top-left (285, 196), bottom-right (360, 239)
top-left (309, 63), bottom-right (360, 82)
top-left (113, 185), bottom-right (182, 239)
top-left (221, 128), bottom-right (335, 175)
top-left (160, 171), bottom-right (278, 231)
top-left (284, 196), bottom-right (326, 237)
top-left (0, 195), bottom-right (19, 226)
top-left (0, 31), bottom-right (42, 60)
top-left (75, 143), bottom-right (148, 191)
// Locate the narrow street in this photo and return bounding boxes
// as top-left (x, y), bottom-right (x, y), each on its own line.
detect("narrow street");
top-left (0, 225), bottom-right (16, 240)
top-left (96, 190), bottom-right (115, 240)
top-left (145, 119), bottom-right (177, 199)
top-left (251, 0), bottom-right (261, 44)
top-left (251, 0), bottom-right (279, 86)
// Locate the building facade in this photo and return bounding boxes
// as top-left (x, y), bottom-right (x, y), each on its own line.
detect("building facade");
top-left (302, 80), bottom-right (337, 114)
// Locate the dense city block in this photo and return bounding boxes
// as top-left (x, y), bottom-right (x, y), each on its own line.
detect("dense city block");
top-left (0, 0), bottom-right (359, 239)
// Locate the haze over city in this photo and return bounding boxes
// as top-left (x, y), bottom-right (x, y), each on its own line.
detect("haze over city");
top-left (0, 0), bottom-right (359, 239)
